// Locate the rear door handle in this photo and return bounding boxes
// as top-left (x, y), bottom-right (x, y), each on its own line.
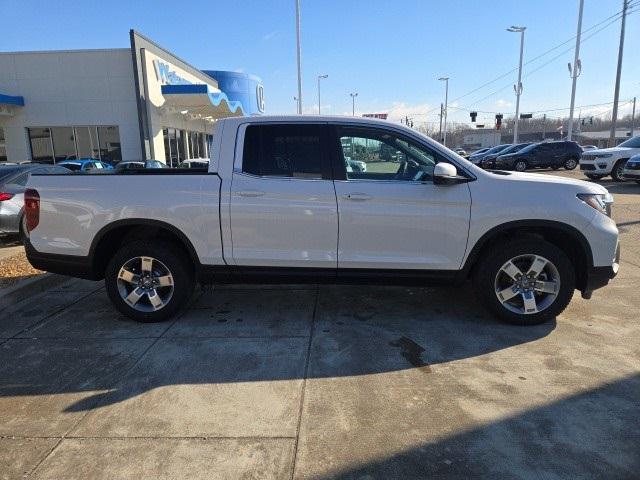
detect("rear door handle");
top-left (237, 190), bottom-right (265, 197)
top-left (344, 193), bottom-right (371, 201)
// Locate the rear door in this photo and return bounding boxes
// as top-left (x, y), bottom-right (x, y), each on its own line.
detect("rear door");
top-left (229, 123), bottom-right (338, 268)
top-left (331, 125), bottom-right (471, 271)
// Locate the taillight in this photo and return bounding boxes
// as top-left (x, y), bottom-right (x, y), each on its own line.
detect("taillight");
top-left (24, 188), bottom-right (40, 232)
top-left (0, 192), bottom-right (14, 202)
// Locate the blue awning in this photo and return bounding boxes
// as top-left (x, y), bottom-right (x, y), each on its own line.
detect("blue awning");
top-left (0, 93), bottom-right (24, 106)
top-left (160, 84), bottom-right (246, 119)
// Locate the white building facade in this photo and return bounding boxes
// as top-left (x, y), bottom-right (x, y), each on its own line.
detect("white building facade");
top-left (0, 30), bottom-right (263, 165)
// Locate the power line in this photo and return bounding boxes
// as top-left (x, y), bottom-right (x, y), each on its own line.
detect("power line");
top-left (416, 2), bottom-right (638, 118)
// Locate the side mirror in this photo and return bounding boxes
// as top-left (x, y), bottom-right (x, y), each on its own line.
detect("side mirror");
top-left (433, 162), bottom-right (470, 185)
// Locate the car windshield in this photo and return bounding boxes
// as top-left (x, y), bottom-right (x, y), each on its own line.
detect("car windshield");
top-left (618, 136), bottom-right (640, 148)
top-left (517, 143), bottom-right (539, 153)
top-left (486, 144), bottom-right (510, 154)
top-left (500, 143), bottom-right (530, 155)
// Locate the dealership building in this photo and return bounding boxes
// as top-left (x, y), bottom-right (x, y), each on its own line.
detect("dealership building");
top-left (0, 30), bottom-right (264, 165)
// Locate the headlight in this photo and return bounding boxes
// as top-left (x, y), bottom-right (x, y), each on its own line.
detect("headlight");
top-left (595, 154), bottom-right (613, 158)
top-left (577, 193), bottom-right (614, 217)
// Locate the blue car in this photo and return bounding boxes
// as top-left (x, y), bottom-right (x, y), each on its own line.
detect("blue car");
top-left (58, 159), bottom-right (113, 172)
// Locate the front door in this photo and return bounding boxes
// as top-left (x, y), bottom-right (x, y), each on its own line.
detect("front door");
top-left (230, 123), bottom-right (338, 268)
top-left (332, 125), bottom-right (471, 271)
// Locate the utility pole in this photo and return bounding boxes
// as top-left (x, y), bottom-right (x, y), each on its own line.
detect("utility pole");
top-left (508, 26), bottom-right (526, 143)
top-left (542, 114), bottom-right (546, 139)
top-left (350, 92), bottom-right (358, 116)
top-left (438, 103), bottom-right (444, 142)
top-left (295, 0), bottom-right (303, 114)
top-left (438, 77), bottom-right (449, 146)
top-left (567, 0), bottom-right (584, 141)
top-left (631, 96), bottom-right (636, 137)
top-left (610, 0), bottom-right (628, 146)
top-left (317, 74), bottom-right (328, 115)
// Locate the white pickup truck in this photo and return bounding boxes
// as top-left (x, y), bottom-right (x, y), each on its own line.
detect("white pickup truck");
top-left (24, 116), bottom-right (620, 325)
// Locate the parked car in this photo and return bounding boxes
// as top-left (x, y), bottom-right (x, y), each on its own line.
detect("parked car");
top-left (58, 159), bottom-right (113, 172)
top-left (1, 164), bottom-right (68, 237)
top-left (621, 153), bottom-right (640, 184)
top-left (481, 143), bottom-right (532, 169)
top-left (469, 144), bottom-right (511, 166)
top-left (454, 148), bottom-right (467, 157)
top-left (115, 160), bottom-right (168, 170)
top-left (494, 141), bottom-right (582, 171)
top-left (579, 136), bottom-right (640, 181)
top-left (24, 116), bottom-right (619, 326)
top-left (178, 159), bottom-right (209, 169)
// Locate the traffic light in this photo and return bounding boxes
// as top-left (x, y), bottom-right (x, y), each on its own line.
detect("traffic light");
top-left (470, 111), bottom-right (477, 122)
top-left (495, 114), bottom-right (503, 130)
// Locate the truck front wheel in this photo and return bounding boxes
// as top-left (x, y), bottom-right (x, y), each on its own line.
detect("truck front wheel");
top-left (105, 240), bottom-right (195, 322)
top-left (472, 239), bottom-right (574, 325)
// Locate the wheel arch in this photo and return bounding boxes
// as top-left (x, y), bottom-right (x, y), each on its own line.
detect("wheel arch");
top-left (89, 219), bottom-right (201, 280)
top-left (462, 220), bottom-right (593, 291)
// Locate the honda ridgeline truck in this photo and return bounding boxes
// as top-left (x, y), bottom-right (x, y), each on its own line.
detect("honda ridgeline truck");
top-left (24, 116), bottom-right (620, 325)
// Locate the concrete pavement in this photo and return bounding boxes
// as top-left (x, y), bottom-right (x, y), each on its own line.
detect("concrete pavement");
top-left (0, 170), bottom-right (638, 479)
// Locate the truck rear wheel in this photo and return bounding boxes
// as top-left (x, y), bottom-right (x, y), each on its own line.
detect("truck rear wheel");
top-left (472, 239), bottom-right (574, 325)
top-left (105, 240), bottom-right (195, 322)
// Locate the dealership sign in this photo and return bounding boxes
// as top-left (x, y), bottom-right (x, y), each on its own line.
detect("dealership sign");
top-left (153, 60), bottom-right (192, 86)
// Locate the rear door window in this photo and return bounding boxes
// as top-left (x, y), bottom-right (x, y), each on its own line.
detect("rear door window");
top-left (242, 124), bottom-right (326, 179)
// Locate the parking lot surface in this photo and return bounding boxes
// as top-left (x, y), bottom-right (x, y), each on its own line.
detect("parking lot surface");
top-left (0, 170), bottom-right (638, 479)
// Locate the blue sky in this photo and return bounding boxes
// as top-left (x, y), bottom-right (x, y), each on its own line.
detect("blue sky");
top-left (2, 0), bottom-right (638, 126)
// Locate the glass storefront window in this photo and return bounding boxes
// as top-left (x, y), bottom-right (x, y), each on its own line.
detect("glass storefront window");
top-left (26, 125), bottom-right (121, 164)
top-left (75, 127), bottom-right (100, 159)
top-left (51, 127), bottom-right (76, 162)
top-left (28, 128), bottom-right (54, 163)
top-left (0, 127), bottom-right (6, 162)
top-left (97, 126), bottom-right (121, 163)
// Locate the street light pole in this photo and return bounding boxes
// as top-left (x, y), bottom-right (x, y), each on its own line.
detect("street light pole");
top-left (610, 0), bottom-right (628, 146)
top-left (567, 0), bottom-right (584, 141)
top-left (438, 77), bottom-right (449, 146)
top-left (350, 92), bottom-right (358, 116)
top-left (507, 26), bottom-right (526, 143)
top-left (317, 74), bottom-right (328, 115)
top-left (295, 0), bottom-right (303, 114)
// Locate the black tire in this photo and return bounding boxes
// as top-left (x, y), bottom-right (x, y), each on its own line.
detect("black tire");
top-left (105, 240), bottom-right (195, 322)
top-left (585, 174), bottom-right (604, 180)
top-left (564, 157), bottom-right (578, 170)
top-left (472, 239), bottom-right (575, 326)
top-left (514, 160), bottom-right (527, 172)
top-left (610, 159), bottom-right (628, 182)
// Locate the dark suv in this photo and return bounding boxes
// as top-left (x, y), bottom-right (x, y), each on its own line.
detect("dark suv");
top-left (494, 141), bottom-right (582, 171)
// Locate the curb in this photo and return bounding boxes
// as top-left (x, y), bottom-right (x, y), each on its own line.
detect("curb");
top-left (0, 273), bottom-right (68, 307)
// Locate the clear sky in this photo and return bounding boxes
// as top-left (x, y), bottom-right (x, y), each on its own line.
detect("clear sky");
top-left (2, 0), bottom-right (638, 127)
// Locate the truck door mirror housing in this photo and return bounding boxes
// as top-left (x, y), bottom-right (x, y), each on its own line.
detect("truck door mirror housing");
top-left (433, 162), bottom-right (470, 185)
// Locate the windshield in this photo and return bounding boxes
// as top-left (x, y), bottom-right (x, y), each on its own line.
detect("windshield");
top-left (60, 163), bottom-right (82, 171)
top-left (517, 143), bottom-right (538, 153)
top-left (486, 144), bottom-right (510, 154)
top-left (618, 136), bottom-right (640, 148)
top-left (500, 143), bottom-right (530, 155)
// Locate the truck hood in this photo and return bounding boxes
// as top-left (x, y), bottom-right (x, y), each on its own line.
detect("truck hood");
top-left (488, 170), bottom-right (608, 195)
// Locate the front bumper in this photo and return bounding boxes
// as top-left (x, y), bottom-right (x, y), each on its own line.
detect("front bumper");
top-left (582, 241), bottom-right (620, 298)
top-left (579, 160), bottom-right (612, 175)
top-left (622, 171), bottom-right (640, 180)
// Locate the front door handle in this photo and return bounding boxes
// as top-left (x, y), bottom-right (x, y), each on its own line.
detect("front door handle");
top-left (345, 192), bottom-right (372, 201)
top-left (237, 190), bottom-right (265, 197)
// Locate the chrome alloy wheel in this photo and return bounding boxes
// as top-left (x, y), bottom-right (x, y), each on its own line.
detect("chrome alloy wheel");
top-left (116, 256), bottom-right (174, 312)
top-left (494, 254), bottom-right (560, 315)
